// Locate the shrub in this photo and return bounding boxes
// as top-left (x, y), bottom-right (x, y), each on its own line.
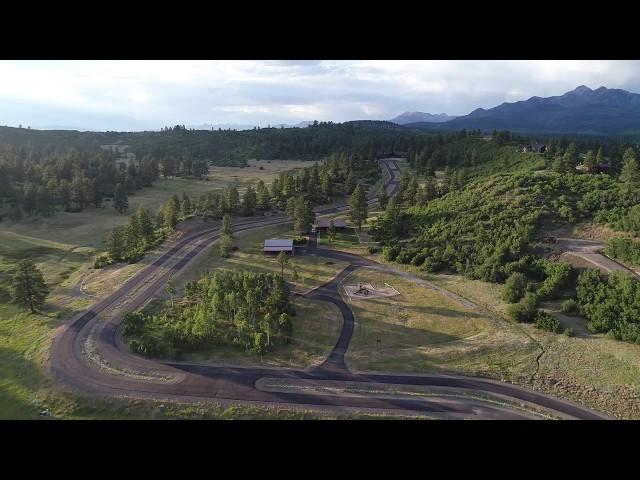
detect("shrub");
top-left (501, 272), bottom-right (527, 303)
top-left (563, 327), bottom-right (574, 337)
top-left (395, 248), bottom-right (415, 264)
top-left (410, 252), bottom-right (426, 266)
top-left (526, 281), bottom-right (540, 292)
top-left (293, 237), bottom-right (307, 246)
top-left (93, 253), bottom-right (112, 269)
top-left (534, 311), bottom-right (562, 333)
top-left (560, 298), bottom-right (580, 315)
top-left (536, 260), bottom-right (573, 300)
top-left (382, 245), bottom-right (400, 261)
top-left (367, 246), bottom-right (380, 254)
top-left (506, 292), bottom-right (539, 323)
top-left (605, 237), bottom-right (640, 266)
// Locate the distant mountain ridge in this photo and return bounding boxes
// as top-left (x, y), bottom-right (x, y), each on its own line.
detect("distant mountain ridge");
top-left (406, 86), bottom-right (640, 135)
top-left (187, 121), bottom-right (314, 131)
top-left (391, 111), bottom-right (456, 125)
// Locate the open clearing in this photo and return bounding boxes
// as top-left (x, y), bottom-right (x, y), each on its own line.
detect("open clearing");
top-left (342, 268), bottom-right (539, 381)
top-left (172, 223), bottom-right (349, 295)
top-left (207, 158), bottom-right (319, 188)
top-left (318, 226), bottom-right (360, 248)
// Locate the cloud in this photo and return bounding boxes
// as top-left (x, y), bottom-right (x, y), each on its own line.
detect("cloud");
top-left (1, 60), bottom-right (639, 130)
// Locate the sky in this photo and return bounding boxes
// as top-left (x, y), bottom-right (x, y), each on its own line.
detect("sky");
top-left (1, 60), bottom-right (640, 131)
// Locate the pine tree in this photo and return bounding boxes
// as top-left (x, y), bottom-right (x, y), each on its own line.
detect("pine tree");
top-left (134, 206), bottom-right (155, 246)
top-left (596, 147), bottom-right (605, 170)
top-left (226, 186), bottom-right (240, 211)
top-left (321, 173), bottom-right (333, 201)
top-left (583, 150), bottom-right (596, 173)
top-left (221, 213), bottom-right (233, 237)
top-left (327, 219), bottom-right (337, 245)
top-left (345, 170), bottom-right (356, 194)
top-left (293, 197), bottom-right (315, 235)
top-left (404, 177), bottom-right (419, 206)
top-left (107, 226), bottom-right (126, 261)
top-left (378, 189), bottom-right (389, 209)
top-left (181, 192), bottom-right (192, 218)
top-left (113, 183), bottom-right (129, 214)
top-left (256, 180), bottom-right (270, 210)
top-left (219, 234), bottom-right (233, 258)
top-left (286, 196), bottom-right (297, 219)
top-left (276, 251), bottom-right (290, 277)
top-left (241, 185), bottom-right (257, 216)
top-left (11, 259), bottom-right (49, 313)
top-left (350, 183), bottom-right (368, 231)
top-left (563, 143), bottom-right (578, 173)
top-left (164, 199), bottom-right (178, 229)
top-left (620, 148), bottom-right (640, 192)
top-left (59, 179), bottom-right (72, 211)
top-left (70, 174), bottom-right (85, 210)
top-left (169, 194), bottom-right (180, 213)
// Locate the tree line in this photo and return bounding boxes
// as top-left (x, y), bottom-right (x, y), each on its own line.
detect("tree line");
top-left (0, 144), bottom-right (160, 220)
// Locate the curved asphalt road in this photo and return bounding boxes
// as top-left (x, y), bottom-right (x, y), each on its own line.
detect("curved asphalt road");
top-left (50, 159), bottom-right (609, 420)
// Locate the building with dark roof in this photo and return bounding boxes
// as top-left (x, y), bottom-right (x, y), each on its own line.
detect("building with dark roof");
top-left (315, 218), bottom-right (347, 231)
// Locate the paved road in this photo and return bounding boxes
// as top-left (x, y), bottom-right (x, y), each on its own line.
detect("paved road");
top-left (556, 237), bottom-right (640, 279)
top-left (49, 159), bottom-right (609, 420)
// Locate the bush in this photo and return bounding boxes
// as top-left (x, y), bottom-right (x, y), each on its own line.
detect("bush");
top-left (293, 237), bottom-right (307, 246)
top-left (93, 253), bottom-right (112, 269)
top-left (605, 237), bottom-right (640, 266)
top-left (395, 248), bottom-right (416, 264)
top-left (563, 327), bottom-right (574, 337)
top-left (410, 252), bottom-right (426, 266)
top-left (367, 246), bottom-right (380, 254)
top-left (534, 311), bottom-right (562, 333)
top-left (382, 245), bottom-right (400, 261)
top-left (560, 298), bottom-right (580, 315)
top-left (506, 292), bottom-right (539, 323)
top-left (536, 260), bottom-right (573, 300)
top-left (501, 272), bottom-right (527, 303)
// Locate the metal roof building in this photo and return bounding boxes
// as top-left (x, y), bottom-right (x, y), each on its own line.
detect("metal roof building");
top-left (316, 218), bottom-right (347, 229)
top-left (263, 239), bottom-right (294, 254)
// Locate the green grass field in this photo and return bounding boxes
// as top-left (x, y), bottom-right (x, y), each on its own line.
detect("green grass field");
top-left (318, 226), bottom-right (359, 248)
top-left (342, 268), bottom-right (539, 381)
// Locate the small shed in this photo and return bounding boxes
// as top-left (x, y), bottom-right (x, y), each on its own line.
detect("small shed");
top-left (316, 218), bottom-right (347, 231)
top-left (263, 239), bottom-right (294, 255)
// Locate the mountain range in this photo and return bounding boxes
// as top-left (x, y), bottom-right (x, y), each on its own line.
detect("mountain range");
top-left (186, 121), bottom-right (314, 131)
top-left (403, 86), bottom-right (640, 135)
top-left (390, 111), bottom-right (457, 125)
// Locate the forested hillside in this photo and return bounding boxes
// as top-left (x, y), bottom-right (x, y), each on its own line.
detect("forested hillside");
top-left (371, 133), bottom-right (640, 342)
top-left (0, 121), bottom-right (420, 167)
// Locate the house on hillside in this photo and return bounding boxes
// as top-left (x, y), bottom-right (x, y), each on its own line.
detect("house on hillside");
top-left (263, 239), bottom-right (294, 255)
top-left (576, 163), bottom-right (610, 174)
top-left (315, 218), bottom-right (347, 232)
top-left (521, 143), bottom-right (547, 153)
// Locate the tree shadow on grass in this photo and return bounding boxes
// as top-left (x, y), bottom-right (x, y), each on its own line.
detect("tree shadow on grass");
top-left (0, 345), bottom-right (50, 419)
top-left (351, 315), bottom-right (464, 348)
top-left (407, 304), bottom-right (488, 320)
